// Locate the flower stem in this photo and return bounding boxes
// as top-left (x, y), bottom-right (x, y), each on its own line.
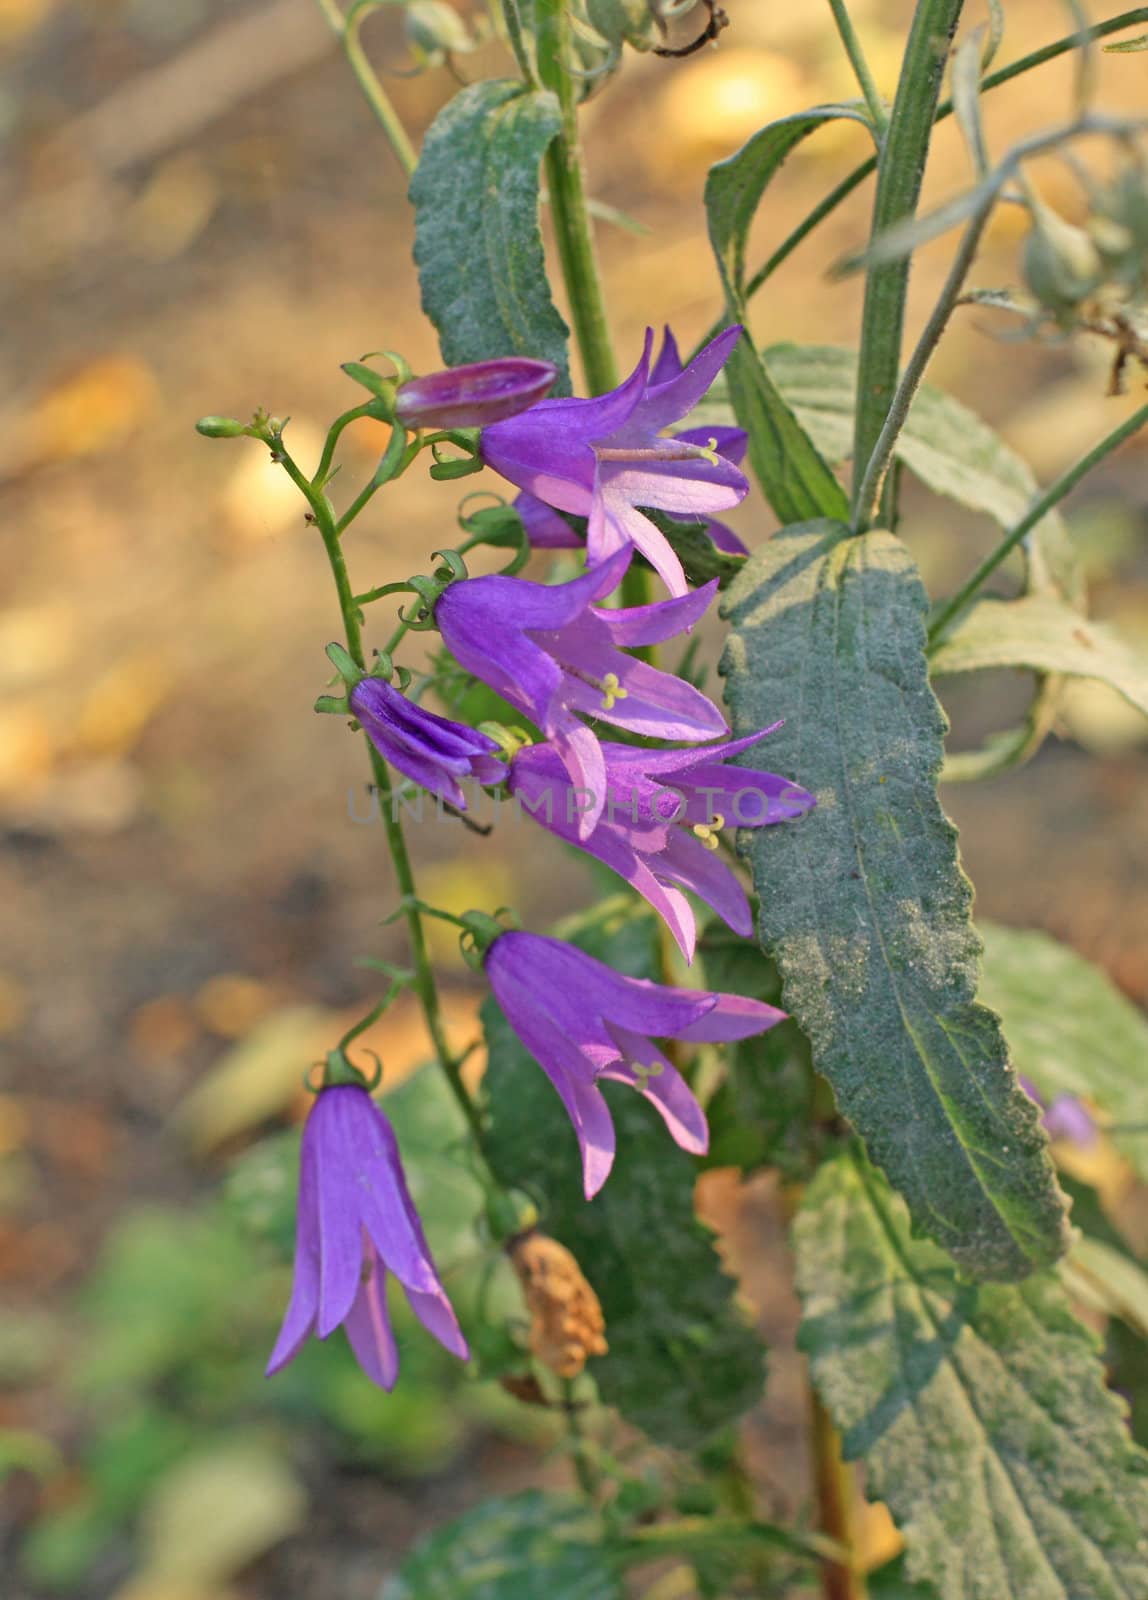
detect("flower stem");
top-left (826, 0), bottom-right (889, 133)
top-left (272, 437), bottom-right (489, 1152)
top-left (927, 400), bottom-right (1148, 646)
top-left (810, 1388), bottom-right (866, 1600)
top-left (315, 0), bottom-right (418, 179)
top-left (851, 0), bottom-right (966, 530)
top-left (534, 0), bottom-right (618, 399)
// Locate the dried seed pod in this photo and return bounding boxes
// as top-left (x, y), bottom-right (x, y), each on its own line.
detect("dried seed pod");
top-left (509, 1230), bottom-right (608, 1379)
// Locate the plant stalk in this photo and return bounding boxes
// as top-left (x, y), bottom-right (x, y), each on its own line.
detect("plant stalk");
top-left (274, 440), bottom-right (489, 1150)
top-left (851, 0), bottom-right (966, 529)
top-left (316, 0), bottom-right (418, 178)
top-left (811, 1388), bottom-right (866, 1600)
top-left (927, 400), bottom-right (1148, 645)
top-left (827, 0), bottom-right (889, 132)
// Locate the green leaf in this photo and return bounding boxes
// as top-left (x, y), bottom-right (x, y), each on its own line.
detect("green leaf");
top-left (978, 922), bottom-right (1148, 1180)
top-left (411, 82), bottom-right (571, 391)
top-left (1061, 1235), bottom-right (1148, 1340)
top-left (706, 109), bottom-right (873, 304)
top-left (380, 1491), bottom-right (621, 1599)
top-left (721, 521), bottom-right (1069, 1279)
top-left (796, 1149), bottom-right (1148, 1600)
top-left (483, 901), bottom-right (766, 1449)
top-left (697, 924), bottom-right (818, 1179)
top-left (1104, 32), bottom-right (1148, 51)
top-left (705, 117), bottom-right (862, 525)
top-left (930, 595), bottom-right (1148, 718)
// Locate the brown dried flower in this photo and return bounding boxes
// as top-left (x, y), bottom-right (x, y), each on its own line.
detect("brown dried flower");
top-left (508, 1230), bottom-right (608, 1379)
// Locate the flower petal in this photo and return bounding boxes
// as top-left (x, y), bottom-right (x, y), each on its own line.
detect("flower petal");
top-left (342, 1094), bottom-right (443, 1294)
top-left (309, 1090), bottom-right (368, 1337)
top-left (596, 579), bottom-right (717, 648)
top-left (630, 325), bottom-right (742, 434)
top-left (405, 1282), bottom-right (470, 1361)
top-left (516, 490), bottom-right (584, 548)
top-left (601, 1025), bottom-right (709, 1155)
top-left (673, 991), bottom-right (787, 1043)
top-left (588, 474), bottom-right (688, 598)
top-left (265, 1120), bottom-right (321, 1376)
top-left (343, 1245), bottom-right (400, 1390)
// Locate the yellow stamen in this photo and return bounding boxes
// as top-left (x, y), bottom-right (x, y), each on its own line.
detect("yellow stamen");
top-left (692, 811), bottom-right (725, 851)
top-left (600, 671), bottom-right (629, 710)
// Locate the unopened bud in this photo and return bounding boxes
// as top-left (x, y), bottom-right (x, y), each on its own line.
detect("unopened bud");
top-left (405, 0), bottom-right (475, 64)
top-left (395, 357), bottom-right (557, 430)
top-left (195, 415), bottom-right (247, 438)
top-left (1021, 198), bottom-right (1103, 319)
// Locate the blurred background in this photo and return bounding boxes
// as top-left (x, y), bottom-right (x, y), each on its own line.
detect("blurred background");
top-left (2, 1), bottom-right (1147, 1594)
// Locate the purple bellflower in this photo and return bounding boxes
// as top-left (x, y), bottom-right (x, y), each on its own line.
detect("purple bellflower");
top-left (349, 675), bottom-right (506, 810)
top-left (486, 930), bottom-right (785, 1197)
top-left (266, 1084), bottom-right (469, 1390)
top-left (480, 326), bottom-right (749, 596)
top-left (435, 549), bottom-right (727, 836)
top-left (507, 728), bottom-right (815, 960)
top-left (394, 356), bottom-right (557, 430)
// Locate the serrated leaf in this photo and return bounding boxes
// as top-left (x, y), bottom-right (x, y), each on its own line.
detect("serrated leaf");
top-left (930, 596), bottom-right (1148, 717)
top-left (483, 901), bottom-right (765, 1449)
top-left (721, 521), bottom-right (1069, 1279)
top-left (380, 1491), bottom-right (621, 1599)
top-left (697, 923), bottom-right (817, 1179)
top-left (705, 117), bottom-right (862, 526)
top-left (411, 82), bottom-right (571, 391)
top-left (796, 1149), bottom-right (1148, 1600)
top-left (978, 922), bottom-right (1148, 1180)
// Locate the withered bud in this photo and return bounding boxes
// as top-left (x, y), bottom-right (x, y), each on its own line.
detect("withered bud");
top-left (509, 1230), bottom-right (608, 1379)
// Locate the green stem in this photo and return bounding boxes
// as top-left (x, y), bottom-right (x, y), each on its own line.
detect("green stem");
top-left (852, 199), bottom-right (993, 526)
top-left (316, 0), bottom-right (418, 178)
top-left (274, 437), bottom-right (489, 1151)
top-left (827, 0), bottom-right (889, 132)
top-left (926, 400), bottom-right (1148, 645)
top-left (499, 0), bottom-right (537, 83)
top-left (534, 0), bottom-right (618, 398)
top-left (852, 0), bottom-right (965, 529)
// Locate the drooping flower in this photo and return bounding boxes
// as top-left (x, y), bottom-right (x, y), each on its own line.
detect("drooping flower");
top-left (1019, 1076), bottom-right (1098, 1147)
top-left (480, 326), bottom-right (749, 595)
top-left (266, 1084), bottom-right (469, 1390)
top-left (508, 728), bottom-right (815, 959)
top-left (394, 356), bottom-right (558, 429)
top-left (348, 675), bottom-right (506, 810)
top-left (435, 549), bottom-right (727, 836)
top-left (646, 327), bottom-right (749, 556)
top-left (484, 930), bottom-right (785, 1197)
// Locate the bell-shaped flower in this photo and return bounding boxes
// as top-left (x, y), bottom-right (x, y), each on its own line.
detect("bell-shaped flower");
top-left (435, 549), bottom-right (726, 836)
top-left (484, 930), bottom-right (785, 1197)
top-left (394, 356), bottom-right (557, 429)
top-left (266, 1084), bottom-right (469, 1390)
top-left (349, 675), bottom-right (506, 810)
top-left (508, 728), bottom-right (815, 960)
top-left (480, 326), bottom-right (749, 595)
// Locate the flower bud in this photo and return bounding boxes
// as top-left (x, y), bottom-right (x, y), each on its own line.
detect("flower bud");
top-left (195, 415), bottom-right (248, 438)
top-left (394, 357), bottom-right (557, 430)
top-left (405, 0), bottom-right (476, 66)
top-left (1021, 198), bottom-right (1103, 321)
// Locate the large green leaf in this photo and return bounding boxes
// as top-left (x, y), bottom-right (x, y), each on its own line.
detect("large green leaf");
top-left (930, 596), bottom-right (1148, 717)
top-left (704, 118), bottom-right (860, 525)
top-left (411, 82), bottom-right (571, 390)
top-left (380, 1492), bottom-right (621, 1599)
top-left (483, 901), bottom-right (765, 1449)
top-left (978, 922), bottom-right (1148, 1180)
top-left (721, 521), bottom-right (1069, 1278)
top-left (796, 1149), bottom-right (1148, 1600)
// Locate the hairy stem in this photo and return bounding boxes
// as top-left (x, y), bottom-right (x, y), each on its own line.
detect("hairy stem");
top-left (274, 438), bottom-right (488, 1149)
top-left (852, 0), bottom-right (965, 529)
top-left (316, 0), bottom-right (418, 178)
top-left (827, 0), bottom-right (889, 132)
top-left (927, 400), bottom-right (1148, 645)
